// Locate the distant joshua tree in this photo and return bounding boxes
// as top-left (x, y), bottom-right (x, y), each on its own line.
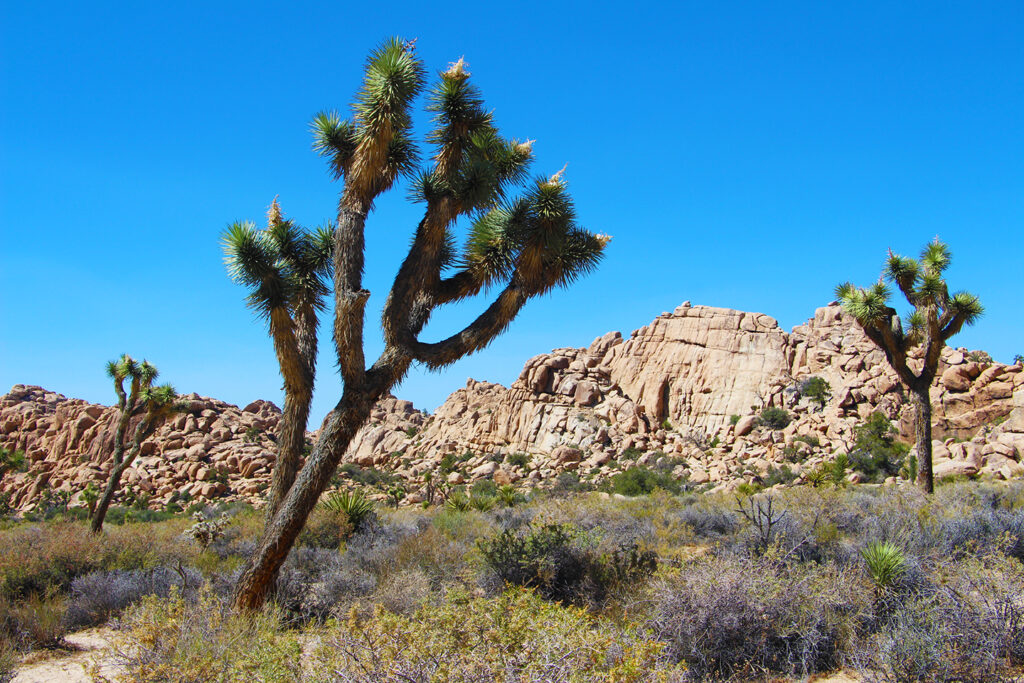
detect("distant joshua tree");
top-left (231, 38), bottom-right (607, 610)
top-left (836, 239), bottom-right (983, 493)
top-left (222, 200), bottom-right (333, 521)
top-left (91, 355), bottom-right (179, 533)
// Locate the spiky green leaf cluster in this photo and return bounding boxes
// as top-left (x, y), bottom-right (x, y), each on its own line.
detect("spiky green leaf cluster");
top-left (860, 541), bottom-right (906, 589)
top-left (222, 210), bottom-right (333, 322)
top-left (311, 38), bottom-right (424, 189)
top-left (461, 176), bottom-right (606, 295)
top-left (834, 280), bottom-right (891, 326)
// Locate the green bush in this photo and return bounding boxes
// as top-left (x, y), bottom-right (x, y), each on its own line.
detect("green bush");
top-left (337, 463), bottom-right (397, 488)
top-left (0, 448), bottom-right (27, 479)
top-left (505, 452), bottom-right (531, 469)
top-left (761, 464), bottom-right (798, 488)
top-left (757, 407), bottom-right (791, 430)
top-left (729, 414), bottom-right (741, 426)
top-left (848, 412), bottom-right (908, 482)
top-left (477, 522), bottom-right (656, 606)
top-left (607, 466), bottom-right (681, 496)
top-left (299, 506), bottom-right (353, 549)
top-left (798, 376), bottom-right (832, 408)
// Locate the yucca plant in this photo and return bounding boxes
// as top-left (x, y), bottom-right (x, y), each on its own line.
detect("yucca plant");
top-left (232, 38), bottom-right (607, 610)
top-left (497, 484), bottom-right (523, 508)
top-left (91, 355), bottom-right (181, 533)
top-left (445, 490), bottom-right (472, 512)
top-left (223, 200), bottom-right (333, 520)
top-left (836, 239), bottom-right (983, 493)
top-left (469, 493), bottom-right (497, 512)
top-left (319, 490), bottom-right (373, 531)
top-left (860, 541), bottom-right (907, 590)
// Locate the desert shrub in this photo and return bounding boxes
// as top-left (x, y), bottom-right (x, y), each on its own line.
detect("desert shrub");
top-left (848, 412), bottom-right (909, 482)
top-left (0, 637), bottom-right (14, 683)
top-left (337, 463), bottom-right (397, 488)
top-left (298, 505), bottom-right (354, 549)
top-left (729, 414), bottom-right (741, 426)
top-left (342, 515), bottom-right (427, 577)
top-left (370, 568), bottom-right (432, 616)
top-left (649, 556), bottom-right (867, 679)
top-left (859, 552), bottom-right (1024, 683)
top-left (390, 524), bottom-right (472, 586)
top-left (551, 471), bottom-right (594, 493)
top-left (798, 376), bottom-right (832, 408)
top-left (438, 453), bottom-right (458, 474)
top-left (63, 566), bottom-right (201, 629)
top-left (477, 522), bottom-right (656, 607)
top-left (311, 588), bottom-right (676, 681)
top-left (758, 406), bottom-right (791, 430)
top-left (116, 588), bottom-right (303, 682)
top-left (0, 592), bottom-right (66, 651)
top-left (670, 504), bottom-right (739, 538)
top-left (506, 452), bottom-right (531, 469)
top-left (620, 445), bottom-right (642, 460)
top-left (272, 546), bottom-right (374, 622)
top-left (101, 505), bottom-right (178, 525)
top-left (794, 433), bottom-right (820, 448)
top-left (761, 464), bottom-right (798, 487)
top-left (606, 466), bottom-right (681, 496)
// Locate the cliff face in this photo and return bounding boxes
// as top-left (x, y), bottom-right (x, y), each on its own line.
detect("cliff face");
top-left (3, 302), bottom-right (1023, 510)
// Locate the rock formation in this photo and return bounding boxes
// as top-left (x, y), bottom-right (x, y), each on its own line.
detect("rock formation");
top-left (2, 302), bottom-right (1022, 510)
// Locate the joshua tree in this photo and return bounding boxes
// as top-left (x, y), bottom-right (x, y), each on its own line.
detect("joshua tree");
top-left (836, 239), bottom-right (983, 493)
top-left (222, 200), bottom-right (333, 520)
top-left (91, 355), bottom-right (179, 533)
top-left (231, 38), bottom-right (607, 610)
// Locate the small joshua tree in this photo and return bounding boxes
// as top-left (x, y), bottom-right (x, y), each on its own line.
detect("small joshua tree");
top-left (222, 200), bottom-right (333, 521)
top-left (90, 355), bottom-right (179, 533)
top-left (836, 239), bottom-right (983, 493)
top-left (231, 38), bottom-right (607, 610)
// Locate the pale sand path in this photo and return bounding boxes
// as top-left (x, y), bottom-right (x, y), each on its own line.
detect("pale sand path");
top-left (13, 628), bottom-right (122, 683)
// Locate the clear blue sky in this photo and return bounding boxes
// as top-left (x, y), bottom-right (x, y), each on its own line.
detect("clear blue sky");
top-left (2, 2), bottom-right (1021, 425)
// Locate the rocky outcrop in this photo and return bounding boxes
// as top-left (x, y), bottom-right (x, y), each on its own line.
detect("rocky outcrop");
top-left (2, 301), bottom-right (1022, 511)
top-left (349, 302), bottom-right (1023, 491)
top-left (0, 385), bottom-right (285, 510)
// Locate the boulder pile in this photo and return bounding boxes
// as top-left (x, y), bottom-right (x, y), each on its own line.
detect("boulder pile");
top-left (2, 302), bottom-right (1022, 510)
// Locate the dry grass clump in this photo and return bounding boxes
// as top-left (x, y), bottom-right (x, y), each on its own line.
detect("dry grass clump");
top-left (311, 588), bottom-right (682, 681)
top-left (648, 554), bottom-right (870, 679)
top-left (115, 588), bottom-right (302, 683)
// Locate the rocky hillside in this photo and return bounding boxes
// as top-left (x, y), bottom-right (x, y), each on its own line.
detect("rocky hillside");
top-left (2, 302), bottom-right (1023, 511)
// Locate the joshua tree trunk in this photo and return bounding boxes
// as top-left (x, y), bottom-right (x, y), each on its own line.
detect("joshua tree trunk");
top-left (264, 389), bottom-right (311, 520)
top-left (90, 415), bottom-right (153, 533)
top-left (912, 384), bottom-right (934, 494)
top-left (232, 383), bottom-right (388, 610)
top-left (90, 461), bottom-right (128, 533)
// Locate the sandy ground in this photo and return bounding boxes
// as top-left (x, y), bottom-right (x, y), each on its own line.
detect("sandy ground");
top-left (13, 628), bottom-right (122, 683)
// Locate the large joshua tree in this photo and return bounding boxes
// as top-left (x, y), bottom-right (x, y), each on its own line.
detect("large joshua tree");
top-left (836, 239), bottom-right (983, 494)
top-left (91, 355), bottom-right (179, 533)
top-left (222, 200), bottom-right (333, 520)
top-left (231, 38), bottom-right (608, 610)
